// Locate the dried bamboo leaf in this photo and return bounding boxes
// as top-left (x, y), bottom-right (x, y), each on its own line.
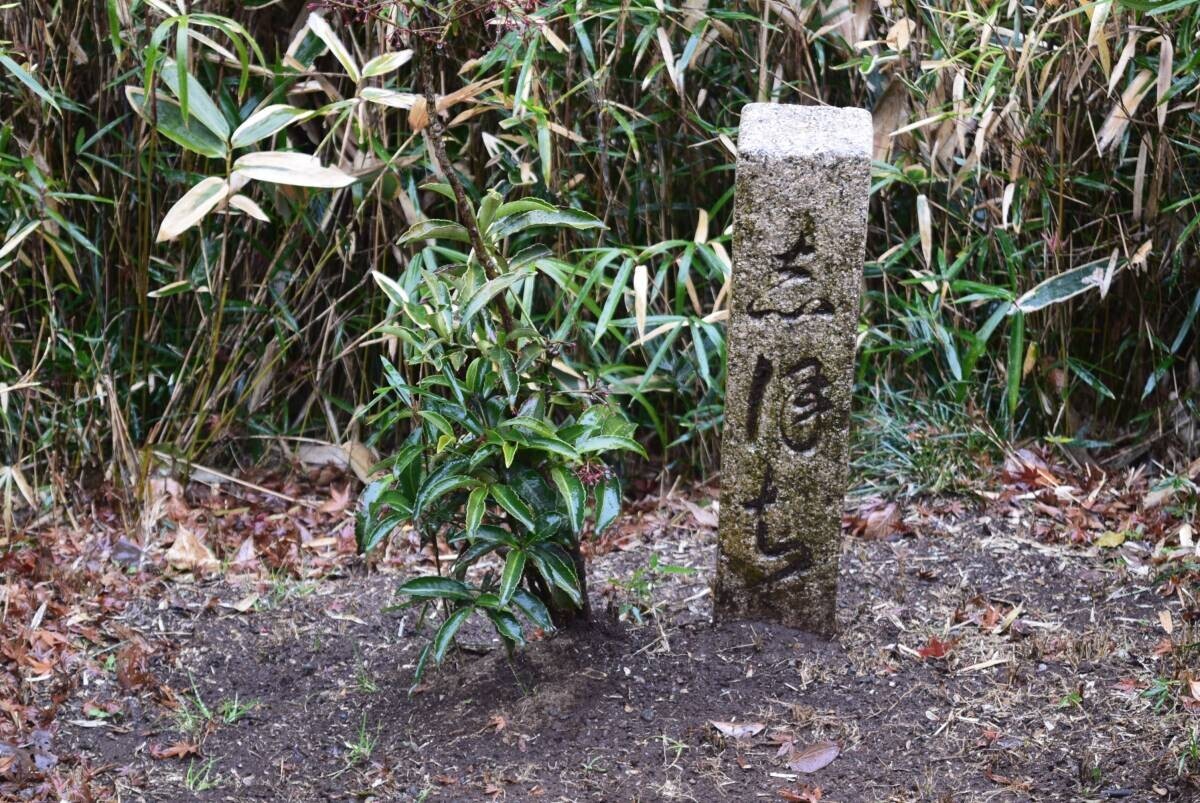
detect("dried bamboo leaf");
top-left (916, 194), bottom-right (932, 266)
top-left (1096, 69), bottom-right (1153, 154)
top-left (1155, 35), bottom-right (1172, 129)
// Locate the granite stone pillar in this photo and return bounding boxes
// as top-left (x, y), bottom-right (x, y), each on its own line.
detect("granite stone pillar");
top-left (714, 104), bottom-right (872, 636)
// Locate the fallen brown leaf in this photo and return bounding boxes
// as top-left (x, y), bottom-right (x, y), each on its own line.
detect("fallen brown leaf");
top-left (917, 636), bottom-right (956, 660)
top-left (778, 785), bottom-right (823, 802)
top-left (318, 484), bottom-right (352, 514)
top-left (787, 740), bottom-right (839, 773)
top-left (164, 527), bottom-right (219, 574)
top-left (150, 741), bottom-right (200, 760)
top-left (710, 720), bottom-right (765, 740)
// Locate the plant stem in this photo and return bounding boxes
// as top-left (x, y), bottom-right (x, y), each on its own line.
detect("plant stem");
top-left (414, 26), bottom-right (514, 335)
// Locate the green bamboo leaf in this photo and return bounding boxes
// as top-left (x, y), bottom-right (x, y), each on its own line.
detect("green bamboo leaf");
top-left (174, 23), bottom-right (189, 122)
top-left (160, 57), bottom-right (230, 140)
top-left (489, 208), bottom-right (605, 240)
top-left (398, 219), bottom-right (471, 245)
top-left (125, 86), bottom-right (227, 158)
top-left (231, 104), bottom-right (311, 148)
top-left (593, 259), bottom-right (634, 346)
top-left (0, 54), bottom-right (60, 112)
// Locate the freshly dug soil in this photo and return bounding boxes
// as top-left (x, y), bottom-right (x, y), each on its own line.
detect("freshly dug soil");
top-left (63, 506), bottom-right (1197, 802)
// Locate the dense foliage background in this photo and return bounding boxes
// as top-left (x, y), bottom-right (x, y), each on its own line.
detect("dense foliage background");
top-left (2, 0), bottom-right (1198, 513)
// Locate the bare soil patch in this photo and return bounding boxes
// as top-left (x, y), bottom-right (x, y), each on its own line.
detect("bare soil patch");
top-left (53, 498), bottom-right (1198, 802)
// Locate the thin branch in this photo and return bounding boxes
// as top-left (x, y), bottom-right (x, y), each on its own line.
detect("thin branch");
top-left (415, 27), bottom-right (515, 335)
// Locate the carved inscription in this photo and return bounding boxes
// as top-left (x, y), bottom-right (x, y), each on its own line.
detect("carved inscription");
top-left (773, 227), bottom-right (814, 265)
top-left (743, 356), bottom-right (831, 453)
top-left (747, 219), bottom-right (834, 319)
top-left (741, 465), bottom-right (814, 585)
top-left (779, 359), bottom-right (831, 453)
top-left (746, 355), bottom-right (774, 442)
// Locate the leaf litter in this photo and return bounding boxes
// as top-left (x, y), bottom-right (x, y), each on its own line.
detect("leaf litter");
top-left (7, 453), bottom-right (1200, 798)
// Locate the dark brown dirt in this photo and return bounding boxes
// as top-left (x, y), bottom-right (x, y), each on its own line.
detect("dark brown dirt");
top-left (61, 504), bottom-right (1199, 802)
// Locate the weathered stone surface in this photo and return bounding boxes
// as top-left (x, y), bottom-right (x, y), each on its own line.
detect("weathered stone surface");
top-left (714, 103), bottom-right (872, 636)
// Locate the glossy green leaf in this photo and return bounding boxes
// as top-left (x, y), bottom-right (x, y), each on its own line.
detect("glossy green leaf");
top-left (575, 435), bottom-right (647, 458)
top-left (414, 473), bottom-right (474, 520)
top-left (398, 575), bottom-right (475, 602)
top-left (461, 268), bottom-right (533, 324)
top-left (550, 466), bottom-right (586, 533)
top-left (595, 477), bottom-right (621, 534)
top-left (465, 485), bottom-right (488, 537)
top-left (511, 588), bottom-right (554, 631)
top-left (357, 512), bottom-right (404, 553)
top-left (492, 485), bottom-right (536, 532)
top-left (485, 609), bottom-right (525, 647)
top-left (492, 198), bottom-right (555, 219)
top-left (432, 606), bottom-right (473, 664)
top-left (526, 436), bottom-right (579, 460)
top-left (500, 416), bottom-right (558, 438)
top-left (418, 409), bottom-right (455, 439)
top-left (498, 549), bottom-right (525, 605)
top-left (472, 525), bottom-right (521, 548)
top-left (529, 544), bottom-right (582, 606)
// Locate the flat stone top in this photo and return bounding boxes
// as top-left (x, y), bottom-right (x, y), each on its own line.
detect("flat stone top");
top-left (738, 103), bottom-right (872, 161)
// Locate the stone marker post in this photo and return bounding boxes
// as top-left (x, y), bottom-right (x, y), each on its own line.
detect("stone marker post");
top-left (714, 104), bottom-right (872, 636)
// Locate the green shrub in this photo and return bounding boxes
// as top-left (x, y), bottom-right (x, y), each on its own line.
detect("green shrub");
top-left (355, 186), bottom-right (644, 680)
